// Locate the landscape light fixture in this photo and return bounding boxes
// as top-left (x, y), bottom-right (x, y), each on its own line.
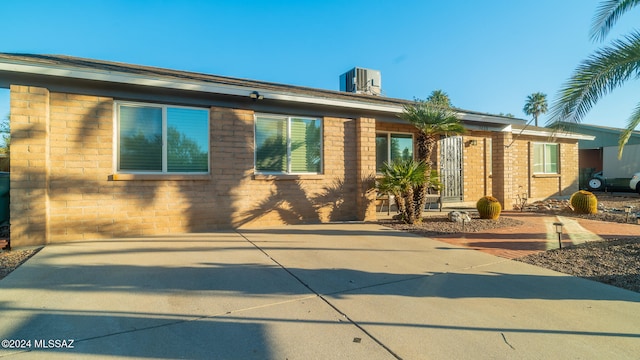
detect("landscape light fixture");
top-left (249, 91), bottom-right (264, 100)
top-left (553, 222), bottom-right (564, 249)
top-left (624, 206), bottom-right (633, 222)
top-left (470, 139), bottom-right (477, 146)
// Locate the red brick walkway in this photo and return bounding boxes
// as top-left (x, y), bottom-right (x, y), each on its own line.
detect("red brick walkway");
top-left (428, 211), bottom-right (640, 259)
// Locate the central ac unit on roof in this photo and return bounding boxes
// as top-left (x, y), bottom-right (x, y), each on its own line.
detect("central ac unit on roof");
top-left (339, 67), bottom-right (382, 96)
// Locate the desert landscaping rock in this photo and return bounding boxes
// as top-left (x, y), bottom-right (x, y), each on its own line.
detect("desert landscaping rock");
top-left (381, 193), bottom-right (640, 293)
top-left (0, 247), bottom-right (41, 280)
top-left (518, 238), bottom-right (640, 293)
top-left (380, 214), bottom-right (523, 236)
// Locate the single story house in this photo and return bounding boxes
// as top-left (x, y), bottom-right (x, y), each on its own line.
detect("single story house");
top-left (0, 53), bottom-right (592, 246)
top-left (558, 122), bottom-right (640, 186)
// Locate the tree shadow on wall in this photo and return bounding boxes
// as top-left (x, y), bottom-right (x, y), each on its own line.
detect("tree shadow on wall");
top-left (237, 175), bottom-right (376, 226)
top-left (11, 100), bottom-right (250, 243)
top-left (237, 179), bottom-right (322, 226)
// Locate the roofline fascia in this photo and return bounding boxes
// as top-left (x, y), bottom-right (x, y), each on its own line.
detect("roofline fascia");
top-left (0, 60), bottom-right (403, 112)
top-left (558, 122), bottom-right (640, 136)
top-left (0, 58), bottom-right (525, 127)
top-left (514, 128), bottom-right (595, 140)
top-left (458, 113), bottom-right (525, 126)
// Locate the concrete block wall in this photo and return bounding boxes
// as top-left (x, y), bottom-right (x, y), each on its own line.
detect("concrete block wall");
top-left (10, 85), bottom-right (50, 246)
top-left (461, 133), bottom-right (488, 201)
top-left (356, 117), bottom-right (377, 221)
top-left (559, 141), bottom-right (580, 195)
top-left (491, 131), bottom-right (514, 210)
top-left (47, 92), bottom-right (115, 241)
top-left (510, 135), bottom-right (530, 208)
top-left (374, 125), bottom-right (500, 204)
top-left (9, 86), bottom-right (367, 245)
top-left (9, 85), bottom-right (581, 246)
top-left (513, 136), bottom-right (580, 202)
top-left (238, 115), bottom-right (360, 226)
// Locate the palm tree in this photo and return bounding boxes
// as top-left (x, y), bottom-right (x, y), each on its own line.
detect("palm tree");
top-left (426, 89), bottom-right (452, 107)
top-left (377, 158), bottom-right (427, 224)
top-left (550, 0), bottom-right (640, 158)
top-left (399, 90), bottom-right (465, 222)
top-left (523, 92), bottom-right (548, 127)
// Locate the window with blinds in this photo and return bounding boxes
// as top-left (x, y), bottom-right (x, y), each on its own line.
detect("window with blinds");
top-left (255, 115), bottom-right (322, 174)
top-left (116, 102), bottom-right (209, 174)
top-left (533, 143), bottom-right (558, 174)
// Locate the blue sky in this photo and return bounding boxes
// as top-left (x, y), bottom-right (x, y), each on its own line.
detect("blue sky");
top-left (2, 0), bottom-right (640, 130)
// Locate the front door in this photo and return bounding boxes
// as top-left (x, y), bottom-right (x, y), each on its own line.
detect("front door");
top-left (439, 136), bottom-right (463, 201)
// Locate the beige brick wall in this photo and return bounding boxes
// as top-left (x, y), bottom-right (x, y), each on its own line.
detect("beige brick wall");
top-left (236, 115), bottom-right (359, 227)
top-left (356, 117), bottom-right (377, 220)
top-left (508, 136), bottom-right (580, 206)
top-left (10, 85), bottom-right (50, 246)
top-left (461, 133), bottom-right (489, 201)
top-left (371, 123), bottom-right (580, 210)
top-left (509, 135), bottom-right (530, 208)
top-left (491, 131), bottom-right (514, 209)
top-left (9, 85), bottom-right (582, 245)
top-left (10, 87), bottom-right (364, 245)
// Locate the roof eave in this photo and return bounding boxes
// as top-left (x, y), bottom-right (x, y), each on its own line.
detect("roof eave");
top-left (0, 55), bottom-right (527, 127)
top-left (0, 59), bottom-right (405, 113)
top-left (514, 128), bottom-right (595, 140)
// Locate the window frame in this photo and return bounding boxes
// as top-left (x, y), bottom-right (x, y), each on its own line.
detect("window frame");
top-left (376, 131), bottom-right (415, 172)
top-left (253, 113), bottom-right (323, 175)
top-left (114, 101), bottom-right (210, 175)
top-left (532, 142), bottom-right (559, 174)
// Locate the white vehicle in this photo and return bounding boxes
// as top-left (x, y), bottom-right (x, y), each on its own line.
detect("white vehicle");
top-left (631, 172), bottom-right (640, 194)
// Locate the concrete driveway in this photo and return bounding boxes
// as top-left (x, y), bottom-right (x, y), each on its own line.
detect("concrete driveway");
top-left (0, 223), bottom-right (639, 359)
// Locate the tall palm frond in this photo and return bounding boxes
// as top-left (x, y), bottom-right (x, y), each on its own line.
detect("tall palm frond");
top-left (550, 31), bottom-right (640, 124)
top-left (590, 0), bottom-right (640, 42)
top-left (400, 102), bottom-right (463, 137)
top-left (618, 102), bottom-right (640, 157)
top-left (553, 0), bottom-right (640, 158)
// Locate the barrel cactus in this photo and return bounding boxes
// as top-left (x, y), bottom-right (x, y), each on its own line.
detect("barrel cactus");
top-left (476, 196), bottom-right (502, 220)
top-left (570, 190), bottom-right (598, 214)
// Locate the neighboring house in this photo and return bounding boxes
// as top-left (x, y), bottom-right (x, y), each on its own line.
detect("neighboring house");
top-left (559, 122), bottom-right (640, 186)
top-left (0, 54), bottom-right (592, 246)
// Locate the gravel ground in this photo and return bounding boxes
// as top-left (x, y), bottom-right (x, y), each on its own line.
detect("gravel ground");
top-left (517, 238), bottom-right (640, 292)
top-left (516, 193), bottom-right (640, 293)
top-left (379, 215), bottom-right (524, 236)
top-left (381, 193), bottom-right (640, 293)
top-left (0, 247), bottom-right (40, 280)
top-left (1, 193), bottom-right (639, 290)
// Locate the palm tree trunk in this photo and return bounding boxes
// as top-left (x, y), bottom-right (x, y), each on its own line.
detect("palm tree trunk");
top-left (412, 132), bottom-right (439, 223)
top-left (395, 193), bottom-right (407, 220)
top-left (405, 187), bottom-right (416, 224)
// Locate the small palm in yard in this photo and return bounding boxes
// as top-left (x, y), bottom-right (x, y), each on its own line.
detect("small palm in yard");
top-left (377, 158), bottom-right (428, 224)
top-left (399, 91), bottom-right (465, 221)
